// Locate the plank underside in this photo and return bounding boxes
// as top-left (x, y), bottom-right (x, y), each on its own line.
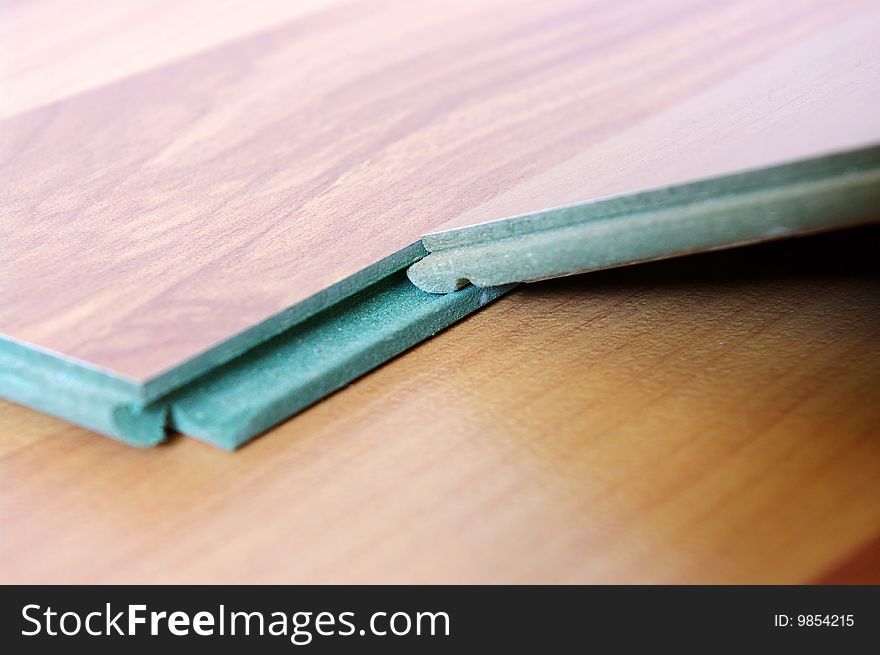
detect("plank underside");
top-left (2, 0), bottom-right (880, 442)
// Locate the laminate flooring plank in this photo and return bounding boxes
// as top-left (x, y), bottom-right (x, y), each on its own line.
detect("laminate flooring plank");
top-left (2, 0), bottom-right (873, 392)
top-left (430, 6), bottom-right (880, 234)
top-left (408, 148), bottom-right (880, 292)
top-left (2, 227), bottom-right (878, 583)
top-left (0, 0), bottom-right (341, 119)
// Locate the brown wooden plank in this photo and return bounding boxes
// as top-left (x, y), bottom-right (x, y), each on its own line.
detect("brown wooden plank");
top-left (2, 0), bottom-right (875, 383)
top-left (2, 227), bottom-right (878, 583)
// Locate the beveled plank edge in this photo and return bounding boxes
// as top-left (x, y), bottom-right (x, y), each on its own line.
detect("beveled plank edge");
top-left (408, 146), bottom-right (880, 293)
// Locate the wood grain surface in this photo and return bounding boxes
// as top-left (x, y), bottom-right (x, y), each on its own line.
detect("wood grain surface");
top-left (431, 5), bottom-right (880, 234)
top-left (2, 0), bottom-right (877, 384)
top-left (2, 227), bottom-right (878, 584)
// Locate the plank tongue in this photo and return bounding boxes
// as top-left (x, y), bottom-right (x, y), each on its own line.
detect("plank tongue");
top-left (407, 147), bottom-right (880, 293)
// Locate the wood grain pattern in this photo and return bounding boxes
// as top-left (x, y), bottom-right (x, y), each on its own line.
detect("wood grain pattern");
top-left (2, 0), bottom-right (875, 383)
top-left (0, 0), bottom-right (339, 120)
top-left (431, 7), bottom-right (880, 233)
top-left (2, 227), bottom-right (879, 584)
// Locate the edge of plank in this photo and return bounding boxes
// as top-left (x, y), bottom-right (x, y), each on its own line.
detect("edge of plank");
top-left (0, 242), bottom-right (426, 404)
top-left (407, 146), bottom-right (880, 293)
top-left (0, 265), bottom-right (512, 448)
top-left (141, 242), bottom-right (429, 402)
top-left (0, 337), bottom-right (167, 446)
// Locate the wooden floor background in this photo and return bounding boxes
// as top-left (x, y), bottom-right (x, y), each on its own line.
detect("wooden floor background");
top-left (2, 226), bottom-right (878, 584)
